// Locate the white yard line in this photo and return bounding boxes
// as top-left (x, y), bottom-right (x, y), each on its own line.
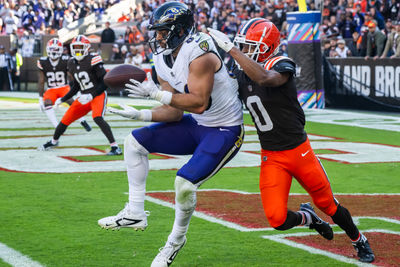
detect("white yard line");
top-left (0, 242), bottom-right (44, 267)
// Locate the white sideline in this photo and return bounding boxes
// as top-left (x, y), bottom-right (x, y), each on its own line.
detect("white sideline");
top-left (0, 242), bottom-right (44, 267)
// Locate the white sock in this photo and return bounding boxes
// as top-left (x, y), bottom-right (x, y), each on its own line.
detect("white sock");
top-left (168, 202), bottom-right (195, 245)
top-left (77, 117), bottom-right (85, 123)
top-left (299, 211), bottom-right (312, 226)
top-left (124, 134), bottom-right (149, 215)
top-left (44, 107), bottom-right (58, 127)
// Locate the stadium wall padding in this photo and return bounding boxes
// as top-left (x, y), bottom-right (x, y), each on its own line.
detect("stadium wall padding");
top-left (287, 11), bottom-right (324, 109)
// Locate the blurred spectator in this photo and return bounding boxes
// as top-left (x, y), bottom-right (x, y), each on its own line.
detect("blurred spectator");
top-left (120, 45), bottom-right (128, 60)
top-left (278, 40), bottom-right (288, 57)
top-left (370, 7), bottom-right (385, 30)
top-left (101, 21), bottom-right (115, 43)
top-left (353, 4), bottom-right (365, 33)
top-left (111, 44), bottom-right (122, 60)
top-left (124, 26), bottom-right (133, 43)
top-left (348, 31), bottom-right (362, 56)
top-left (323, 39), bottom-right (332, 57)
top-left (365, 21), bottom-right (386, 59)
top-left (381, 23), bottom-right (400, 58)
top-left (116, 34), bottom-right (125, 44)
top-left (9, 48), bottom-right (22, 91)
top-left (0, 45), bottom-right (13, 91)
top-left (129, 25), bottom-right (144, 46)
top-left (335, 39), bottom-right (351, 57)
top-left (20, 31), bottom-right (35, 57)
top-left (125, 46), bottom-right (143, 67)
top-left (338, 12), bottom-right (357, 38)
top-left (118, 12), bottom-right (130, 22)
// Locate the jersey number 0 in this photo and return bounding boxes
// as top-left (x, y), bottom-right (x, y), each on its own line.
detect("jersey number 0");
top-left (246, 95), bottom-right (273, 132)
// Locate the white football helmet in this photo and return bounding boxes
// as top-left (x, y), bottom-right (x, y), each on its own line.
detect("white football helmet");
top-left (46, 38), bottom-right (63, 60)
top-left (70, 35), bottom-right (91, 61)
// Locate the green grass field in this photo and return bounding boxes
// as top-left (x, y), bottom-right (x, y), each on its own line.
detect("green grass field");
top-left (0, 100), bottom-right (399, 267)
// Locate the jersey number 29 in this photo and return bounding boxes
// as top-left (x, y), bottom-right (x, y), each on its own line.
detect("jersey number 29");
top-left (47, 71), bottom-right (66, 87)
top-left (246, 95), bottom-right (273, 132)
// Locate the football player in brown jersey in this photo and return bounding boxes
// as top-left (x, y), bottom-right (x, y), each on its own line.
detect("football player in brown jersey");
top-left (208, 20), bottom-right (374, 263)
top-left (39, 35), bottom-right (121, 155)
top-left (38, 38), bottom-right (91, 131)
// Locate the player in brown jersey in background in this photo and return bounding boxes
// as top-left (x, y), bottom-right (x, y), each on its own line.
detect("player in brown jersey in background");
top-left (208, 19), bottom-right (375, 263)
top-left (39, 35), bottom-right (121, 156)
top-left (38, 38), bottom-right (91, 131)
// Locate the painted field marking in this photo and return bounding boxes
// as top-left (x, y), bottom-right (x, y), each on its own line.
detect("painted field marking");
top-left (0, 242), bottom-right (44, 267)
top-left (144, 190), bottom-right (400, 232)
top-left (262, 229), bottom-right (400, 267)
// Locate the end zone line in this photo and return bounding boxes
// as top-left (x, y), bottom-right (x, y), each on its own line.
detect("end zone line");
top-left (0, 242), bottom-right (44, 267)
top-left (262, 229), bottom-right (400, 267)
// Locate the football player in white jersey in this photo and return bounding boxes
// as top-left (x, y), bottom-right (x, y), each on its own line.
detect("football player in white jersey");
top-left (98, 2), bottom-right (243, 266)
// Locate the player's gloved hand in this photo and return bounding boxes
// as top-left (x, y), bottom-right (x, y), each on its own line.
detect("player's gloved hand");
top-left (39, 97), bottom-right (45, 112)
top-left (125, 72), bottom-right (172, 105)
top-left (108, 104), bottom-right (152, 121)
top-left (78, 94), bottom-right (93, 105)
top-left (207, 28), bottom-right (234, 52)
top-left (54, 98), bottom-right (63, 109)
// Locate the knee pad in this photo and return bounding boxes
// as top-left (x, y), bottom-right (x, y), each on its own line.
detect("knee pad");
top-left (175, 176), bottom-right (197, 212)
top-left (124, 134), bottom-right (149, 168)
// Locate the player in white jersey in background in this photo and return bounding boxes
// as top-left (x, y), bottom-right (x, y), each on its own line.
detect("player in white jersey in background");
top-left (98, 2), bottom-right (243, 266)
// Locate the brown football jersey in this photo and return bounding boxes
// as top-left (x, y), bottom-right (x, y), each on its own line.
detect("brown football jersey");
top-left (37, 55), bottom-right (69, 89)
top-left (67, 52), bottom-right (106, 95)
top-left (234, 56), bottom-right (307, 151)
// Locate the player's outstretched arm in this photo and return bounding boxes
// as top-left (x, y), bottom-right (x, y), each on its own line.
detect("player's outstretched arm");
top-left (229, 47), bottom-right (290, 87)
top-left (208, 27), bottom-right (289, 87)
top-left (150, 76), bottom-right (184, 122)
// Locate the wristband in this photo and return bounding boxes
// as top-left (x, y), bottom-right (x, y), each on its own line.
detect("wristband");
top-left (139, 109), bottom-right (152, 121)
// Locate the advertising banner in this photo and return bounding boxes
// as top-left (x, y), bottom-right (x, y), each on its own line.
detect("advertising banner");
top-left (287, 11), bottom-right (324, 108)
top-left (325, 57), bottom-right (400, 112)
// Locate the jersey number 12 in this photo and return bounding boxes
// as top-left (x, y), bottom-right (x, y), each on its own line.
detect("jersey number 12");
top-left (246, 95), bottom-right (273, 132)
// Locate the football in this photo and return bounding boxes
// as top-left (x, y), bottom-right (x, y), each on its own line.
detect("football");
top-left (104, 64), bottom-right (147, 90)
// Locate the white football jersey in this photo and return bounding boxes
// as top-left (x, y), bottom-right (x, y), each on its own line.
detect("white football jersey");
top-left (154, 32), bottom-right (243, 127)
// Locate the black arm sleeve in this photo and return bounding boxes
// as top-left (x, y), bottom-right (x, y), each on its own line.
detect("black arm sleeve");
top-left (91, 63), bottom-right (108, 97)
top-left (61, 81), bottom-right (80, 102)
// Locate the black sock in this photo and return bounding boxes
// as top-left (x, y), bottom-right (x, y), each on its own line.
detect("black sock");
top-left (275, 210), bottom-right (303, 230)
top-left (331, 205), bottom-right (359, 240)
top-left (54, 122), bottom-right (68, 140)
top-left (93, 116), bottom-right (115, 144)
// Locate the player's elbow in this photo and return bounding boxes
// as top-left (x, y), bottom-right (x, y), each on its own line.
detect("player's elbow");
top-left (191, 105), bottom-right (207, 114)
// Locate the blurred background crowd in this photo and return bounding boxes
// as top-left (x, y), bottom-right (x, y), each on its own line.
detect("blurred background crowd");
top-left (0, 0), bottom-right (399, 82)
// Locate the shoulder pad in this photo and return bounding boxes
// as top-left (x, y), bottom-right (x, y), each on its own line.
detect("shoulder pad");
top-left (40, 56), bottom-right (47, 60)
top-left (91, 54), bottom-right (103, 66)
top-left (264, 56), bottom-right (295, 70)
top-left (61, 55), bottom-right (69, 60)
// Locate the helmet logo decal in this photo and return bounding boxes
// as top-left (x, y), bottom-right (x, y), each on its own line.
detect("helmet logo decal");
top-left (199, 40), bottom-right (209, 52)
top-left (160, 7), bottom-right (185, 23)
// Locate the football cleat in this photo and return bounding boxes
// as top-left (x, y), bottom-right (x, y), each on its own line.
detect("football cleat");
top-left (106, 146), bottom-right (122, 156)
top-left (300, 202), bottom-right (333, 240)
top-left (38, 140), bottom-right (58, 151)
top-left (80, 120), bottom-right (92, 132)
top-left (151, 237), bottom-right (187, 267)
top-left (98, 203), bottom-right (148, 230)
top-left (352, 234), bottom-right (375, 263)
